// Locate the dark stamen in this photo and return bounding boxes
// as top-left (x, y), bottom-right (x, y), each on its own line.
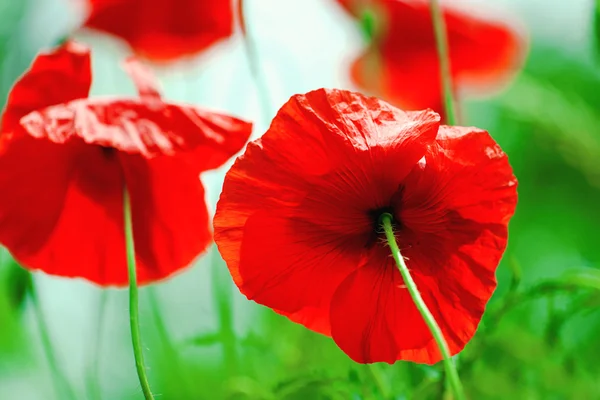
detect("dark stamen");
top-left (368, 206), bottom-right (397, 233)
top-left (100, 146), bottom-right (116, 159)
top-left (365, 206), bottom-right (401, 249)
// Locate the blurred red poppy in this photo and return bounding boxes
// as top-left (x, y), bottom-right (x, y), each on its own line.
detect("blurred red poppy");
top-left (214, 88), bottom-right (517, 364)
top-left (0, 41), bottom-right (252, 286)
top-left (83, 0), bottom-right (233, 61)
top-left (338, 0), bottom-right (525, 118)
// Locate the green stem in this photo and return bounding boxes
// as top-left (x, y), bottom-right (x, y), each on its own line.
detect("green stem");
top-left (366, 364), bottom-right (389, 399)
top-left (123, 188), bottom-right (154, 400)
top-left (30, 283), bottom-right (76, 400)
top-left (86, 290), bottom-right (109, 400)
top-left (238, 0), bottom-right (274, 125)
top-left (430, 0), bottom-right (458, 125)
top-left (379, 213), bottom-right (466, 400)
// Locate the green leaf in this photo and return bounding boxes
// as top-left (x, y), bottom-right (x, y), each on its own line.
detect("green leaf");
top-left (5, 261), bottom-right (32, 312)
top-left (185, 332), bottom-right (221, 347)
top-left (274, 373), bottom-right (352, 400)
top-left (560, 267), bottom-right (600, 291)
top-left (0, 252), bottom-right (32, 313)
top-left (359, 9), bottom-right (377, 42)
top-left (498, 72), bottom-right (600, 184)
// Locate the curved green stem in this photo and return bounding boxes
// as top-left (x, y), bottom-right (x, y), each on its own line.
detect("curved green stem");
top-left (123, 188), bottom-right (154, 400)
top-left (366, 364), bottom-right (388, 398)
top-left (430, 0), bottom-right (458, 126)
top-left (379, 213), bottom-right (466, 400)
top-left (86, 290), bottom-right (109, 400)
top-left (30, 283), bottom-right (76, 400)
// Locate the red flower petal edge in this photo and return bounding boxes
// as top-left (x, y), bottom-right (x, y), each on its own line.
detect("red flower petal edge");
top-left (340, 0), bottom-right (526, 117)
top-left (214, 88), bottom-right (517, 364)
top-left (83, 0), bottom-right (234, 62)
top-left (0, 41), bottom-right (252, 286)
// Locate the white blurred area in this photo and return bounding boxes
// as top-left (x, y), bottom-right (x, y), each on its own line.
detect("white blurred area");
top-left (1, 0), bottom-right (595, 398)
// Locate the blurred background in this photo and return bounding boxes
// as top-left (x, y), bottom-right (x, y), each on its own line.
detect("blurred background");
top-left (0, 0), bottom-right (599, 399)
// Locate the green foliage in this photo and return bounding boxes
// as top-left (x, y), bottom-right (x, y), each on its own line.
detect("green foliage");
top-left (360, 9), bottom-right (378, 42)
top-left (3, 257), bottom-right (33, 312)
top-left (594, 0), bottom-right (600, 60)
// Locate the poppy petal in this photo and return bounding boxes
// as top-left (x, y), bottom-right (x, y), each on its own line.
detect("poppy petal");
top-left (235, 213), bottom-right (366, 332)
top-left (19, 99), bottom-right (252, 168)
top-left (347, 0), bottom-right (525, 114)
top-left (432, 125), bottom-right (518, 224)
top-left (0, 40), bottom-right (252, 286)
top-left (84, 0), bottom-right (234, 61)
top-left (120, 153), bottom-right (211, 285)
top-left (0, 136), bottom-right (127, 284)
top-left (1, 41), bottom-right (91, 132)
top-left (215, 88), bottom-right (439, 334)
top-left (393, 126), bottom-right (517, 363)
top-left (330, 255), bottom-right (436, 364)
top-left (0, 135), bottom-right (74, 257)
top-left (0, 135), bottom-right (213, 286)
top-left (329, 126), bottom-right (516, 365)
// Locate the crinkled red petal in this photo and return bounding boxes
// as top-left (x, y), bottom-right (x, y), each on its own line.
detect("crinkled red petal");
top-left (1, 99), bottom-right (250, 284)
top-left (0, 133), bottom-right (213, 285)
top-left (0, 42), bottom-right (251, 285)
top-left (214, 88), bottom-right (440, 335)
top-left (330, 252), bottom-right (434, 364)
top-left (329, 125), bottom-right (516, 364)
top-left (235, 213), bottom-right (367, 333)
top-left (1, 41), bottom-right (91, 132)
top-left (20, 98), bottom-right (252, 170)
top-left (0, 135), bottom-right (127, 284)
top-left (119, 153), bottom-right (212, 285)
top-left (349, 0), bottom-right (525, 113)
top-left (84, 0), bottom-right (233, 61)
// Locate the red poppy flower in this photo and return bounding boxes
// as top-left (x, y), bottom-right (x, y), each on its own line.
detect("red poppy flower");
top-left (0, 41), bottom-right (252, 286)
top-left (213, 88), bottom-right (517, 364)
top-left (82, 0), bottom-right (233, 61)
top-left (338, 0), bottom-right (525, 118)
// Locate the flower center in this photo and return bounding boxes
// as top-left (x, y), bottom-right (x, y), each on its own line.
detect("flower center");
top-left (365, 206), bottom-right (400, 248)
top-left (100, 146), bottom-right (116, 159)
top-left (369, 206), bottom-right (397, 232)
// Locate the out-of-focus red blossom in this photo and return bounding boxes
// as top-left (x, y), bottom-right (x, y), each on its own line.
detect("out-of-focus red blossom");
top-left (214, 88), bottom-right (517, 364)
top-left (82, 0), bottom-right (233, 61)
top-left (337, 0), bottom-right (526, 117)
top-left (0, 41), bottom-right (252, 286)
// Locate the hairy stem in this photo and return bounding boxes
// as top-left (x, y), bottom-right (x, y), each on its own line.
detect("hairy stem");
top-left (380, 213), bottom-right (466, 400)
top-left (123, 188), bottom-right (154, 400)
top-left (430, 0), bottom-right (458, 125)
